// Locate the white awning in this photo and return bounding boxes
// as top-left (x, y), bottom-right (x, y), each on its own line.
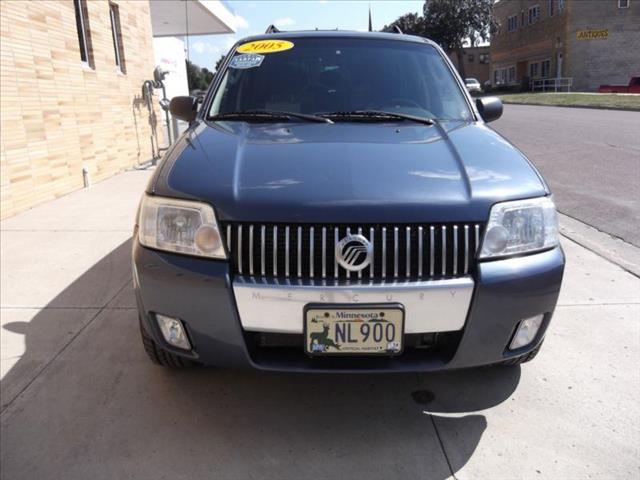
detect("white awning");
top-left (150, 0), bottom-right (236, 37)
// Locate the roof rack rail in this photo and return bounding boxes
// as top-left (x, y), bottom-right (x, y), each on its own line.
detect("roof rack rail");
top-left (265, 24), bottom-right (280, 34)
top-left (393, 25), bottom-right (403, 34)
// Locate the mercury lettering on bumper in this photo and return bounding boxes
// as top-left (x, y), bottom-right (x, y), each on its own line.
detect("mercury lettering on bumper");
top-left (233, 277), bottom-right (474, 334)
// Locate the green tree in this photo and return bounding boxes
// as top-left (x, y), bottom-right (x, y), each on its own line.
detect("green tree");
top-left (186, 59), bottom-right (200, 92)
top-left (201, 67), bottom-right (214, 87)
top-left (186, 59), bottom-right (215, 93)
top-left (383, 0), bottom-right (497, 78)
top-left (382, 12), bottom-right (425, 36)
top-left (214, 54), bottom-right (226, 72)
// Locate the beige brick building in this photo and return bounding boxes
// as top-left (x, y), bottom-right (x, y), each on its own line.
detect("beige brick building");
top-left (448, 46), bottom-right (491, 85)
top-left (491, 0), bottom-right (640, 91)
top-left (0, 0), bottom-right (161, 219)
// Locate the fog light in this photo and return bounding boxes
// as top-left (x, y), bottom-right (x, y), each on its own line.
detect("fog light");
top-left (510, 314), bottom-right (544, 350)
top-left (156, 314), bottom-right (191, 350)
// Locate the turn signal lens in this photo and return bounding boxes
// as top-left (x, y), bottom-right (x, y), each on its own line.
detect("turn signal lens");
top-left (194, 225), bottom-right (222, 253)
top-left (483, 225), bottom-right (509, 254)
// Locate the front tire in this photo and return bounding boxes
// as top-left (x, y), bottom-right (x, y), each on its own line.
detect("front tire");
top-left (139, 317), bottom-right (199, 368)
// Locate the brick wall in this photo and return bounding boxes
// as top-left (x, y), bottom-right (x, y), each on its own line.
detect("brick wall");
top-left (491, 0), bottom-right (568, 85)
top-left (0, 0), bottom-right (160, 219)
top-left (448, 46), bottom-right (491, 84)
top-left (490, 0), bottom-right (640, 91)
top-left (567, 0), bottom-right (640, 91)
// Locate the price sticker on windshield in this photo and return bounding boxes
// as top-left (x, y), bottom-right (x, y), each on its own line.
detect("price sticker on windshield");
top-left (237, 40), bottom-right (294, 54)
top-left (229, 53), bottom-right (264, 69)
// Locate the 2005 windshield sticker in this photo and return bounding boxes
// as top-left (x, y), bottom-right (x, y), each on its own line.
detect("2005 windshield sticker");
top-left (229, 53), bottom-right (264, 69)
top-left (237, 39), bottom-right (294, 54)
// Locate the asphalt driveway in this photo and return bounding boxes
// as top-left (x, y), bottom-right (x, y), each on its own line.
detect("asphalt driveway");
top-left (1, 168), bottom-right (639, 479)
top-left (492, 104), bottom-right (640, 247)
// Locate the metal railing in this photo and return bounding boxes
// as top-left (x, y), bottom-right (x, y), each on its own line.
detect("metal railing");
top-left (530, 77), bottom-right (573, 92)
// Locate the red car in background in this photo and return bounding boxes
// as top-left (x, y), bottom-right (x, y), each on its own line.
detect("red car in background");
top-left (598, 76), bottom-right (640, 93)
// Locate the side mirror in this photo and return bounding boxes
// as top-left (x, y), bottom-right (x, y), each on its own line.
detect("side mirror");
top-left (169, 96), bottom-right (198, 123)
top-left (475, 96), bottom-right (503, 123)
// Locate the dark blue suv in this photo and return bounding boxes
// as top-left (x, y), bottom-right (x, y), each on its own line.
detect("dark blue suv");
top-left (133, 31), bottom-right (564, 371)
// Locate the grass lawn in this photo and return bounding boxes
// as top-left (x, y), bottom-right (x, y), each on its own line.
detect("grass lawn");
top-left (496, 92), bottom-right (640, 111)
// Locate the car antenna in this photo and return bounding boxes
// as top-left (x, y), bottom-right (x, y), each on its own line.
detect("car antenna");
top-left (265, 24), bottom-right (280, 34)
top-left (394, 25), bottom-right (403, 34)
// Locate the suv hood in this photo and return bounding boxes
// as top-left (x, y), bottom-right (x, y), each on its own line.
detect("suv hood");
top-left (152, 120), bottom-right (547, 223)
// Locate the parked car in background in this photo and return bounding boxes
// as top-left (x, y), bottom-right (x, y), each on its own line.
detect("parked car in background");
top-left (133, 31), bottom-right (564, 372)
top-left (465, 77), bottom-right (482, 94)
top-left (598, 76), bottom-right (640, 94)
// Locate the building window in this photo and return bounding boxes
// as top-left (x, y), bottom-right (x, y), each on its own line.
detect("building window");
top-left (541, 60), bottom-right (551, 78)
top-left (109, 2), bottom-right (126, 73)
top-left (548, 0), bottom-right (554, 16)
top-left (528, 5), bottom-right (541, 24)
top-left (559, 0), bottom-right (565, 12)
top-left (619, 0), bottom-right (630, 8)
top-left (521, 11), bottom-right (525, 27)
top-left (479, 53), bottom-right (490, 64)
top-left (494, 67), bottom-right (516, 85)
top-left (529, 62), bottom-right (540, 78)
top-left (73, 0), bottom-right (93, 67)
top-left (507, 15), bottom-right (518, 32)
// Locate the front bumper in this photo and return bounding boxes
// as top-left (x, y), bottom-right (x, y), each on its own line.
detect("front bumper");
top-left (133, 240), bottom-right (565, 372)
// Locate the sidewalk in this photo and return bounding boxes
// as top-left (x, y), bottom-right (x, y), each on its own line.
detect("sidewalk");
top-left (1, 169), bottom-right (639, 480)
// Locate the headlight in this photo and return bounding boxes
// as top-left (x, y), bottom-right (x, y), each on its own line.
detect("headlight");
top-left (479, 196), bottom-right (558, 259)
top-left (138, 195), bottom-right (226, 259)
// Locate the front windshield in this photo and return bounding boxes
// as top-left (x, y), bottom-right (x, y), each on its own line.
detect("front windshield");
top-left (209, 37), bottom-right (472, 121)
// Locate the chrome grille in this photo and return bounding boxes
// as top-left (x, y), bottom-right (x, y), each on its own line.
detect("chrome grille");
top-left (223, 223), bottom-right (483, 280)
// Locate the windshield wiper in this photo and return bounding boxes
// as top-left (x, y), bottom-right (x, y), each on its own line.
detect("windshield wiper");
top-left (319, 110), bottom-right (434, 125)
top-left (209, 110), bottom-right (333, 124)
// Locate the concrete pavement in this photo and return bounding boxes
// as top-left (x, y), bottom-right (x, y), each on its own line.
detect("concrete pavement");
top-left (1, 169), bottom-right (639, 480)
top-left (492, 104), bottom-right (640, 247)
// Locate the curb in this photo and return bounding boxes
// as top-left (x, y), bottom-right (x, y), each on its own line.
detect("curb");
top-left (501, 101), bottom-right (640, 112)
top-left (558, 213), bottom-right (640, 278)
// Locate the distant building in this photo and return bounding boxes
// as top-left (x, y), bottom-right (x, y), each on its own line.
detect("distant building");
top-left (448, 46), bottom-right (491, 85)
top-left (491, 0), bottom-right (640, 91)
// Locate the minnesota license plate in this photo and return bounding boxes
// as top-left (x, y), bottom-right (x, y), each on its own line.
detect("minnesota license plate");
top-left (304, 305), bottom-right (404, 356)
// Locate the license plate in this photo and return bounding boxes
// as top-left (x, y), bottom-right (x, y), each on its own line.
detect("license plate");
top-left (304, 304), bottom-right (404, 356)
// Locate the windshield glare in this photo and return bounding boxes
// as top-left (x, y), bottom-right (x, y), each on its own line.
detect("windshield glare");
top-left (209, 38), bottom-right (472, 121)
